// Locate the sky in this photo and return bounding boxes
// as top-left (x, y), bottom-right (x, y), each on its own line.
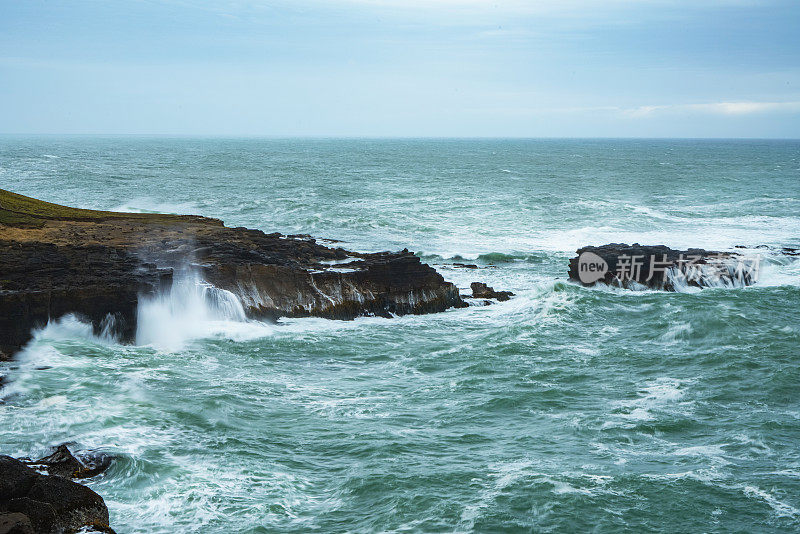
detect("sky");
top-left (1, 0), bottom-right (799, 137)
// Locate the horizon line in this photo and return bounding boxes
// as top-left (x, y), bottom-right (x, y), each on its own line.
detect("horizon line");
top-left (1, 133), bottom-right (799, 141)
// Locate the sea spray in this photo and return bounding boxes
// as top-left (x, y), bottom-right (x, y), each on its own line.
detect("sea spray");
top-left (135, 270), bottom-right (251, 351)
top-left (32, 314), bottom-right (121, 346)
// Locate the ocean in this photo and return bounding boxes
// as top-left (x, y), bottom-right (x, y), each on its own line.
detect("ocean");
top-left (1, 137), bottom-right (799, 532)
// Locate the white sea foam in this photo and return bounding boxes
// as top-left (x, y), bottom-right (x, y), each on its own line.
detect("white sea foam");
top-left (112, 197), bottom-right (202, 215)
top-left (672, 444), bottom-right (730, 464)
top-left (538, 224), bottom-right (795, 255)
top-left (459, 459), bottom-right (535, 529)
top-left (36, 395), bottom-right (68, 408)
top-left (32, 313), bottom-right (120, 345)
top-left (0, 316), bottom-right (122, 405)
top-left (135, 272), bottom-right (272, 351)
top-left (604, 377), bottom-right (694, 428)
top-left (2, 278), bottom-right (271, 373)
top-left (755, 256), bottom-right (800, 287)
top-left (741, 485), bottom-right (800, 517)
top-left (660, 321), bottom-right (694, 342)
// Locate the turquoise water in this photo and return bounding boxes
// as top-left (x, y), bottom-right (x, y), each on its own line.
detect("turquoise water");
top-left (1, 138), bottom-right (800, 532)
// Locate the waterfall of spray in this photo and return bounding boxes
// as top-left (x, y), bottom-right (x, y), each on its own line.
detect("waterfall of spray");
top-left (664, 260), bottom-right (755, 293)
top-left (135, 270), bottom-right (254, 350)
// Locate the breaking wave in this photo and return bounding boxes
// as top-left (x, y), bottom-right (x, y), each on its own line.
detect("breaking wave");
top-left (135, 272), bottom-right (271, 351)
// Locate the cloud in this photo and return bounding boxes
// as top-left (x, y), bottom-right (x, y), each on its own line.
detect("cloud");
top-left (467, 101), bottom-right (800, 118)
top-left (315, 0), bottom-right (764, 11)
top-left (623, 101), bottom-right (800, 117)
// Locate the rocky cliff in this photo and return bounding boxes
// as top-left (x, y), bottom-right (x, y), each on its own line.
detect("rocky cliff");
top-left (0, 189), bottom-right (465, 359)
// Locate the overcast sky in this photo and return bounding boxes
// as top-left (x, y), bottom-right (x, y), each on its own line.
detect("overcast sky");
top-left (1, 0), bottom-right (799, 137)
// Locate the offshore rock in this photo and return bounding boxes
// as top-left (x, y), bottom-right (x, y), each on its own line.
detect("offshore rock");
top-left (0, 455), bottom-right (114, 534)
top-left (468, 282), bottom-right (514, 301)
top-left (0, 189), bottom-right (465, 358)
top-left (568, 243), bottom-right (759, 290)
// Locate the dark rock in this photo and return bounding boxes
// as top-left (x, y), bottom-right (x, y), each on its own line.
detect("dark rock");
top-left (469, 282), bottom-right (514, 301)
top-left (0, 456), bottom-right (38, 499)
top-left (23, 445), bottom-right (112, 480)
top-left (23, 446), bottom-right (82, 479)
top-left (782, 247), bottom-right (800, 256)
top-left (6, 500), bottom-right (56, 534)
top-left (453, 263), bottom-right (478, 269)
top-left (0, 456), bottom-right (114, 534)
top-left (568, 243), bottom-right (759, 290)
top-left (0, 512), bottom-right (34, 534)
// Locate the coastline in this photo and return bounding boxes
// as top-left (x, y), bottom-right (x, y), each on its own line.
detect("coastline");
top-left (0, 188), bottom-right (466, 360)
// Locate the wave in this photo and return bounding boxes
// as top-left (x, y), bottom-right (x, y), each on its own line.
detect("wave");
top-left (417, 251), bottom-right (550, 264)
top-left (603, 377), bottom-right (694, 429)
top-left (475, 251), bottom-right (543, 264)
top-left (741, 485), bottom-right (800, 518)
top-left (111, 197), bottom-right (203, 215)
top-left (535, 222), bottom-right (800, 254)
top-left (5, 273), bottom-right (274, 359)
top-left (1, 315), bottom-right (121, 400)
top-left (135, 272), bottom-right (273, 351)
top-left (22, 313), bottom-right (120, 349)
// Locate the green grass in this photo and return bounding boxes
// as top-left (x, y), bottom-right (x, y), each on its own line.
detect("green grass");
top-left (0, 188), bottom-right (217, 228)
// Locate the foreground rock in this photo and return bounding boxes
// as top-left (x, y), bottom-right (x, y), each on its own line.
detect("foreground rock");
top-left (0, 189), bottom-right (466, 359)
top-left (0, 453), bottom-right (114, 533)
top-left (569, 243), bottom-right (759, 290)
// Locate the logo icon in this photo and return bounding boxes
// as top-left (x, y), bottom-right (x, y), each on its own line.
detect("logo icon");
top-left (577, 251), bottom-right (608, 284)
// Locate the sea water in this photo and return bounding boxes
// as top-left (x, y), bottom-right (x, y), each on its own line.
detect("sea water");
top-left (1, 137), bottom-right (799, 532)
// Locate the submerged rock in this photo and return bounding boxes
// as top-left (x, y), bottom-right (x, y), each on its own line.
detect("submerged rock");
top-left (568, 243), bottom-right (760, 290)
top-left (0, 189), bottom-right (466, 359)
top-left (0, 455), bottom-right (114, 534)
